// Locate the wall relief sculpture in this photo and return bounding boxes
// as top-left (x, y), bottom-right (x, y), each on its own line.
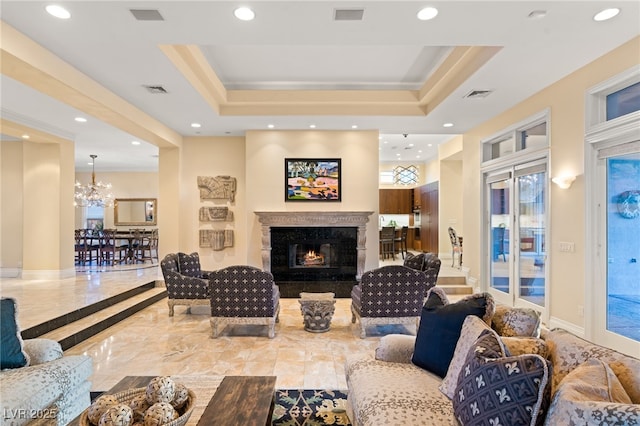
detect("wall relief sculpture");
top-left (199, 229), bottom-right (234, 251)
top-left (199, 207), bottom-right (234, 222)
top-left (198, 175), bottom-right (237, 202)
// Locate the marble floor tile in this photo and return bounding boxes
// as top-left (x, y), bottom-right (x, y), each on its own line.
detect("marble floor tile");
top-left (1, 261), bottom-right (466, 392)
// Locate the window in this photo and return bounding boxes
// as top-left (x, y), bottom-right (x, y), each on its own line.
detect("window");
top-left (483, 113), bottom-right (548, 163)
top-left (606, 81), bottom-right (640, 121)
top-left (393, 165), bottom-right (419, 185)
top-left (379, 171), bottom-right (393, 184)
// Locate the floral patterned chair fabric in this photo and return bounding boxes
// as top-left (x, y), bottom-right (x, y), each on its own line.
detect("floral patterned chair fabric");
top-left (160, 252), bottom-right (212, 316)
top-left (209, 265), bottom-right (280, 338)
top-left (351, 265), bottom-right (430, 338)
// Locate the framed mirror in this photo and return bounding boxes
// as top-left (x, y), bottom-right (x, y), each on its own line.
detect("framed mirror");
top-left (114, 198), bottom-right (157, 226)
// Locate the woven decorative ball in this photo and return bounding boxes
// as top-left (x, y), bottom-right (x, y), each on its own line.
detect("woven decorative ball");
top-left (80, 384), bottom-right (196, 426)
top-left (171, 384), bottom-right (189, 410)
top-left (88, 395), bottom-right (120, 424)
top-left (129, 394), bottom-right (150, 423)
top-left (98, 404), bottom-right (133, 426)
top-left (145, 377), bottom-right (176, 404)
top-left (144, 402), bottom-right (177, 426)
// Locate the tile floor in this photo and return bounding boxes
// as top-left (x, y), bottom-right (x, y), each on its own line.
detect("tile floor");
top-left (2, 254), bottom-right (465, 392)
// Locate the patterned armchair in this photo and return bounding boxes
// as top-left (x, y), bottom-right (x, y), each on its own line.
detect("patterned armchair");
top-left (160, 252), bottom-right (213, 316)
top-left (209, 265), bottom-right (280, 338)
top-left (403, 252), bottom-right (441, 290)
top-left (351, 265), bottom-right (430, 338)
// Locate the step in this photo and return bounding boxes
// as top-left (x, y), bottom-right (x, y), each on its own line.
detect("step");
top-left (437, 275), bottom-right (466, 285)
top-left (39, 287), bottom-right (167, 350)
top-left (21, 281), bottom-right (159, 339)
top-left (439, 284), bottom-right (474, 295)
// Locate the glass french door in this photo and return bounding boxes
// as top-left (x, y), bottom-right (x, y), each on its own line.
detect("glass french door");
top-left (486, 162), bottom-right (548, 311)
top-left (598, 150), bottom-right (640, 344)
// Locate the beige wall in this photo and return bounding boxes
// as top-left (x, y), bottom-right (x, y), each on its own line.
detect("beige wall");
top-left (462, 36), bottom-right (640, 329)
top-left (177, 136), bottom-right (246, 271)
top-left (245, 130), bottom-right (380, 272)
top-left (438, 136), bottom-right (464, 258)
top-left (0, 141), bottom-right (24, 275)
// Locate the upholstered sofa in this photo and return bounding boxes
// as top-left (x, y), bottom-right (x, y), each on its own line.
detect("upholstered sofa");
top-left (0, 338), bottom-right (93, 426)
top-left (345, 289), bottom-right (640, 426)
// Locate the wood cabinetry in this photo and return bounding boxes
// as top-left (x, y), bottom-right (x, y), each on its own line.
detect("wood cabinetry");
top-left (379, 189), bottom-right (412, 214)
top-left (413, 187), bottom-right (421, 210)
top-left (420, 182), bottom-right (439, 254)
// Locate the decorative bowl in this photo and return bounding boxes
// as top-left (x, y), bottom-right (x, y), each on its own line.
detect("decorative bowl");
top-left (79, 387), bottom-right (196, 426)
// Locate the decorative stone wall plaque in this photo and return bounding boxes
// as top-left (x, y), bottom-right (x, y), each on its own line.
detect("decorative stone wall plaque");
top-left (198, 175), bottom-right (237, 202)
top-left (199, 207), bottom-right (234, 222)
top-left (199, 230), bottom-right (234, 250)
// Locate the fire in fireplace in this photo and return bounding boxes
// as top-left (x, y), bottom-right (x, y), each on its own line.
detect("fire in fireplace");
top-left (290, 243), bottom-right (332, 268)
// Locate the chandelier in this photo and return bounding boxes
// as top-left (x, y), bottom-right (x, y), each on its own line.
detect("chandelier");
top-left (74, 154), bottom-right (114, 208)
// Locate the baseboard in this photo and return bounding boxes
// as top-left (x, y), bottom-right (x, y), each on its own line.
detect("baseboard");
top-left (21, 268), bottom-right (76, 280)
top-left (548, 316), bottom-right (585, 338)
top-left (0, 268), bottom-right (21, 278)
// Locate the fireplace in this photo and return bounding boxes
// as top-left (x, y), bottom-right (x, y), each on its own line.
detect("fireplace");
top-left (255, 211), bottom-right (373, 297)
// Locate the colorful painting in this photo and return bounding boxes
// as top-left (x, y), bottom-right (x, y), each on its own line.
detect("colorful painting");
top-left (285, 159), bottom-right (341, 201)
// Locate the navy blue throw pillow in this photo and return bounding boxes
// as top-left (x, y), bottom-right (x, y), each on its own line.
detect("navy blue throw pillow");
top-left (1, 298), bottom-right (29, 369)
top-left (411, 289), bottom-right (494, 378)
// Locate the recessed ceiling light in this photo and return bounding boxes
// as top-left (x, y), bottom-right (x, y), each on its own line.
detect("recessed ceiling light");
top-left (74, 117), bottom-right (87, 123)
top-left (309, 124), bottom-right (316, 129)
top-left (428, 144), bottom-right (433, 147)
top-left (416, 155), bottom-right (421, 159)
top-left (383, 140), bottom-right (388, 144)
top-left (46, 5), bottom-right (71, 19)
top-left (408, 143), bottom-right (414, 147)
top-left (443, 122), bottom-right (454, 128)
top-left (527, 10), bottom-right (547, 19)
top-left (594, 8), bottom-right (620, 21)
top-left (267, 124), bottom-right (275, 129)
top-left (351, 125), bottom-right (358, 129)
top-left (87, 161), bottom-right (93, 165)
top-left (22, 134), bottom-right (30, 139)
top-left (418, 150), bottom-right (423, 153)
top-left (417, 7), bottom-right (438, 21)
top-left (191, 123), bottom-right (201, 128)
top-left (234, 7), bottom-right (255, 21)
top-left (396, 153), bottom-right (401, 156)
top-left (131, 141), bottom-right (141, 145)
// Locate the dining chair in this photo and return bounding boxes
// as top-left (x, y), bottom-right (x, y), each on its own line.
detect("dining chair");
top-left (99, 229), bottom-right (127, 265)
top-left (74, 229), bottom-right (97, 264)
top-left (394, 226), bottom-right (409, 259)
top-left (380, 226), bottom-right (396, 260)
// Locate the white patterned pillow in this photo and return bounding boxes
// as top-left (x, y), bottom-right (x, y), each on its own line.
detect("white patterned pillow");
top-left (439, 315), bottom-right (505, 400)
top-left (544, 358), bottom-right (638, 425)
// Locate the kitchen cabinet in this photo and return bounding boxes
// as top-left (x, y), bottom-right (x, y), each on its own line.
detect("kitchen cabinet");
top-left (413, 187), bottom-right (421, 210)
top-left (420, 182), bottom-right (439, 254)
top-left (379, 189), bottom-right (412, 214)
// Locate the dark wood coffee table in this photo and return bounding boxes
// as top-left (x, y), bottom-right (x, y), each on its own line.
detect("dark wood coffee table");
top-left (197, 376), bottom-right (277, 426)
top-left (69, 375), bottom-right (276, 426)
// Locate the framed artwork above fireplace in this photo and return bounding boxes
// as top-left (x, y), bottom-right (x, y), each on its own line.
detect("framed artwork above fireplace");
top-left (285, 158), bottom-right (341, 202)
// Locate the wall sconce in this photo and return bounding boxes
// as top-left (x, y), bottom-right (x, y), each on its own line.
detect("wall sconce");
top-left (552, 175), bottom-right (576, 189)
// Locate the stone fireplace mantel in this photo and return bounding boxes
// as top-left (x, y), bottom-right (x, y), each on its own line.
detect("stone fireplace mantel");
top-left (255, 211), bottom-right (373, 280)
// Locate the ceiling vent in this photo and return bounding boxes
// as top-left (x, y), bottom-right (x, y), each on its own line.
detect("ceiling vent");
top-left (464, 89), bottom-right (493, 99)
top-left (130, 9), bottom-right (164, 21)
top-left (143, 85), bottom-right (168, 94)
top-left (334, 9), bottom-right (364, 21)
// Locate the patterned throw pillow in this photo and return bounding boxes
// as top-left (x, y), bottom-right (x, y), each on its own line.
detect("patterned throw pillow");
top-left (177, 252), bottom-right (202, 277)
top-left (544, 358), bottom-right (638, 425)
top-left (403, 252), bottom-right (425, 271)
top-left (492, 304), bottom-right (541, 337)
top-left (453, 329), bottom-right (551, 426)
top-left (412, 288), bottom-right (495, 378)
top-left (439, 315), bottom-right (506, 400)
top-left (501, 336), bottom-right (548, 358)
top-left (0, 298), bottom-right (29, 369)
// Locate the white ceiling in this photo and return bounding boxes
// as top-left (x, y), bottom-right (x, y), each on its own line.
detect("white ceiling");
top-left (1, 1), bottom-right (638, 171)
